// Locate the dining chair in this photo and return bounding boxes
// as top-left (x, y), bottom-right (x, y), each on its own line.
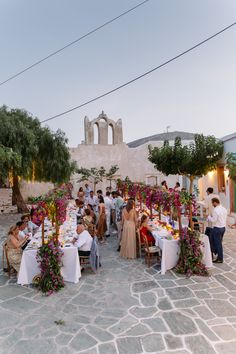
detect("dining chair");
top-left (136, 229), bottom-right (145, 258)
top-left (143, 234), bottom-right (160, 268)
top-left (2, 241), bottom-right (14, 278)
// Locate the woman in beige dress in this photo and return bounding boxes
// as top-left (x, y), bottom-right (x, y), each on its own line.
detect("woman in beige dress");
top-left (96, 196), bottom-right (107, 243)
top-left (120, 199), bottom-right (137, 259)
top-left (6, 225), bottom-right (29, 273)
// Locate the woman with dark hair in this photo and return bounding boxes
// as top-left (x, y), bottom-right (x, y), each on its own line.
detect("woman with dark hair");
top-left (96, 195), bottom-right (107, 243)
top-left (87, 203), bottom-right (97, 224)
top-left (77, 187), bottom-right (85, 202)
top-left (161, 180), bottom-right (168, 190)
top-left (140, 215), bottom-right (155, 245)
top-left (120, 199), bottom-right (137, 259)
top-left (83, 208), bottom-right (96, 237)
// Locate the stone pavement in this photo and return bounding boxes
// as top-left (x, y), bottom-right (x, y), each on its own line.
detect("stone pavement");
top-left (0, 214), bottom-right (236, 354)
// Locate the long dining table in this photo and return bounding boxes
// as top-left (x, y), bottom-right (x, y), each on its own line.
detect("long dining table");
top-left (152, 229), bottom-right (213, 275)
top-left (17, 207), bottom-right (81, 285)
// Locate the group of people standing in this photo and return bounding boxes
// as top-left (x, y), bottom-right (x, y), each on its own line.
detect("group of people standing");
top-left (76, 185), bottom-right (147, 260)
top-left (75, 185), bottom-right (124, 245)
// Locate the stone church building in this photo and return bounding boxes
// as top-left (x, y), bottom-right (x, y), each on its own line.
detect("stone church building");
top-left (70, 112), bottom-right (194, 194)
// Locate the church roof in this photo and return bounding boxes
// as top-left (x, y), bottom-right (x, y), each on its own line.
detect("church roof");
top-left (127, 131), bottom-right (195, 148)
top-left (221, 132), bottom-right (236, 142)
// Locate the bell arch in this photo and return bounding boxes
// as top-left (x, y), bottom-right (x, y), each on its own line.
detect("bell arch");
top-left (84, 111), bottom-right (123, 145)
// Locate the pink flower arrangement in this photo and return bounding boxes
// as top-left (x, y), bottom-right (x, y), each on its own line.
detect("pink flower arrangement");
top-left (36, 239), bottom-right (64, 295)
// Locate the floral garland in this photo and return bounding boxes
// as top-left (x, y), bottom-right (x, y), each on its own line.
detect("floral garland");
top-left (36, 239), bottom-right (65, 295)
top-left (175, 227), bottom-right (209, 277)
top-left (30, 186), bottom-right (69, 295)
top-left (117, 180), bottom-right (197, 217)
top-left (30, 186), bottom-right (69, 227)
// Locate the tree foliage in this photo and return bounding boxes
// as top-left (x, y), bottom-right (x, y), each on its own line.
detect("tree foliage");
top-left (77, 165), bottom-right (119, 190)
top-left (226, 152), bottom-right (236, 183)
top-left (0, 144), bottom-right (21, 183)
top-left (0, 105), bottom-right (76, 210)
top-left (148, 134), bottom-right (224, 187)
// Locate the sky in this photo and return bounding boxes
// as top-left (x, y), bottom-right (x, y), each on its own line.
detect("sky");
top-left (0, 0), bottom-right (236, 147)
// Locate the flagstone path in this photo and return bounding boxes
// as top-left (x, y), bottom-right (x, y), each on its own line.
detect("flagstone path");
top-left (0, 214), bottom-right (236, 354)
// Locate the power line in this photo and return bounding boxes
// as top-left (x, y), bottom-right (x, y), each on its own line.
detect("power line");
top-left (41, 21), bottom-right (236, 124)
top-left (0, 0), bottom-right (152, 87)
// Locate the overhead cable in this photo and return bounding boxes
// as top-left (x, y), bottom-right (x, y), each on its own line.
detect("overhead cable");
top-left (40, 22), bottom-right (236, 124)
top-left (0, 0), bottom-right (152, 87)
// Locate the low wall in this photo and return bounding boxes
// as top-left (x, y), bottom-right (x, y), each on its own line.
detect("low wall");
top-left (19, 181), bottom-right (54, 201)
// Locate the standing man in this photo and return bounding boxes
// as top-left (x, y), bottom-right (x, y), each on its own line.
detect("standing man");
top-left (84, 183), bottom-right (91, 201)
top-left (87, 190), bottom-right (99, 214)
top-left (207, 198), bottom-right (227, 263)
top-left (104, 191), bottom-right (112, 237)
top-left (205, 187), bottom-right (220, 217)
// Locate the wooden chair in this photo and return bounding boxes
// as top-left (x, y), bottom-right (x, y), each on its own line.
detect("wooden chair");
top-left (136, 229), bottom-right (145, 258)
top-left (2, 241), bottom-right (14, 278)
top-left (143, 234), bottom-right (160, 268)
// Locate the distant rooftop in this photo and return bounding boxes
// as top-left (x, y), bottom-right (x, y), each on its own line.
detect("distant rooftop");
top-left (127, 131), bottom-right (195, 148)
top-left (221, 132), bottom-right (236, 142)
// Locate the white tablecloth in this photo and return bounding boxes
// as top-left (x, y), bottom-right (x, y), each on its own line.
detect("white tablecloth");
top-left (153, 231), bottom-right (212, 275)
top-left (17, 245), bottom-right (81, 285)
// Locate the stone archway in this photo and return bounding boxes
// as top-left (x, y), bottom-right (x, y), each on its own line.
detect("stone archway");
top-left (84, 112), bottom-right (123, 145)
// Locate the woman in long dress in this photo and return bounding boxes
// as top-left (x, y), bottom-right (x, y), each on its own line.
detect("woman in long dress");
top-left (96, 196), bottom-right (107, 243)
top-left (77, 187), bottom-right (85, 202)
top-left (120, 199), bottom-right (137, 259)
top-left (6, 225), bottom-right (29, 273)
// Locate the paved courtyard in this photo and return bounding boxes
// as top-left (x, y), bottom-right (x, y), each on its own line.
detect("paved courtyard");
top-left (0, 214), bottom-right (236, 354)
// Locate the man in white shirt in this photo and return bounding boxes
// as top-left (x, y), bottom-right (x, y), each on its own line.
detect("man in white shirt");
top-left (104, 191), bottom-right (112, 237)
top-left (207, 198), bottom-right (227, 263)
top-left (84, 183), bottom-right (91, 200)
top-left (204, 187), bottom-right (220, 216)
top-left (86, 190), bottom-right (98, 213)
top-left (72, 223), bottom-right (93, 257)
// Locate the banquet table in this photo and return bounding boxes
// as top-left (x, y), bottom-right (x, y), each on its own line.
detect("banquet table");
top-left (17, 206), bottom-right (82, 285)
top-left (152, 231), bottom-right (212, 275)
top-left (17, 245), bottom-right (81, 285)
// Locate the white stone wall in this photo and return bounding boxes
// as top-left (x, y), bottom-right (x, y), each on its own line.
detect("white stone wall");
top-left (70, 141), bottom-right (182, 196)
top-left (20, 181), bottom-right (54, 201)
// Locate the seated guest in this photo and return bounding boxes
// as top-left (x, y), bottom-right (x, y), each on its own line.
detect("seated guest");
top-left (6, 225), bottom-right (29, 273)
top-left (140, 215), bottom-right (155, 245)
top-left (16, 221), bottom-right (28, 240)
top-left (161, 180), bottom-right (168, 190)
top-left (72, 223), bottom-right (93, 256)
top-left (174, 182), bottom-right (181, 192)
top-left (83, 208), bottom-right (96, 236)
top-left (30, 207), bottom-right (43, 226)
top-left (75, 199), bottom-right (85, 224)
top-left (21, 214), bottom-right (39, 234)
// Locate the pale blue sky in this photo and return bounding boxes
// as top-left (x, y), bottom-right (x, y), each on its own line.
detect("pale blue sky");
top-left (0, 0), bottom-right (236, 146)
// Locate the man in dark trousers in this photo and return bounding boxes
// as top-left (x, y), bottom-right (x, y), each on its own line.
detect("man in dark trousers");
top-left (207, 198), bottom-right (227, 263)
